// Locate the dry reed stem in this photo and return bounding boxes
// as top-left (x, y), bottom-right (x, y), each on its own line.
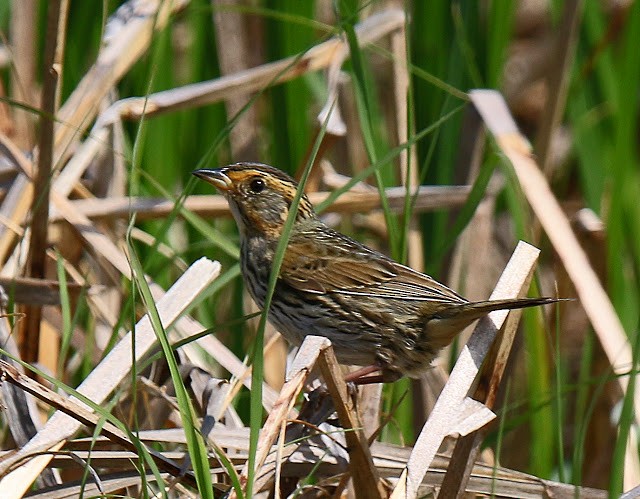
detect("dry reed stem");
top-left (439, 276), bottom-right (537, 496)
top-left (534, 0), bottom-right (584, 175)
top-left (232, 336), bottom-right (328, 498)
top-left (391, 241), bottom-right (542, 499)
top-left (97, 9), bottom-right (405, 125)
top-left (0, 165), bottom-right (32, 264)
top-left (0, 257), bottom-right (221, 497)
top-left (52, 125), bottom-right (111, 199)
top-left (14, 429), bottom-right (608, 498)
top-left (9, 0), bottom-right (37, 148)
top-left (391, 22), bottom-right (423, 272)
top-left (0, 0), bottom-right (189, 266)
top-left (53, 0), bottom-right (190, 166)
top-left (51, 185), bottom-right (471, 222)
top-left (21, 0), bottom-right (66, 365)
top-left (0, 275), bottom-right (86, 305)
top-left (318, 344), bottom-right (387, 499)
top-left (470, 89), bottom-right (640, 489)
top-left (316, 41), bottom-right (348, 138)
top-left (212, 0), bottom-right (259, 158)
top-left (0, 359), bottom-right (198, 487)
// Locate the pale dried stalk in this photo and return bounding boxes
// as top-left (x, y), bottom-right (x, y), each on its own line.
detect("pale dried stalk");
top-left (470, 89), bottom-right (640, 488)
top-left (438, 279), bottom-right (536, 496)
top-left (534, 0), bottom-right (584, 175)
top-left (98, 9), bottom-right (406, 124)
top-left (0, 257), bottom-right (221, 497)
top-left (231, 336), bottom-right (329, 499)
top-left (51, 185), bottom-right (471, 222)
top-left (18, 427), bottom-right (609, 499)
top-left (235, 372), bottom-right (306, 497)
top-left (211, 0), bottom-right (259, 158)
top-left (318, 344), bottom-right (387, 499)
top-left (391, 241), bottom-right (542, 499)
top-left (0, 0), bottom-right (190, 265)
top-left (9, 0), bottom-right (37, 149)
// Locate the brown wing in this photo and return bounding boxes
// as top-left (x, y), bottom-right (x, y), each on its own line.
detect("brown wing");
top-left (281, 226), bottom-right (466, 304)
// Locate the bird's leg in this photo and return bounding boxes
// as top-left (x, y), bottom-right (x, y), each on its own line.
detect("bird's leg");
top-left (344, 364), bottom-right (384, 385)
top-left (352, 374), bottom-right (385, 385)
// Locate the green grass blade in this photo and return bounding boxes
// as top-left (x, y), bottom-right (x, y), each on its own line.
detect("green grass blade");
top-left (338, 1), bottom-right (398, 256)
top-left (55, 251), bottom-right (73, 377)
top-left (0, 350), bottom-right (169, 496)
top-left (315, 104), bottom-right (465, 213)
top-left (246, 100), bottom-right (334, 497)
top-left (127, 232), bottom-right (214, 498)
top-left (553, 308), bottom-right (566, 483)
top-left (609, 331), bottom-right (640, 496)
top-left (571, 330), bottom-right (594, 485)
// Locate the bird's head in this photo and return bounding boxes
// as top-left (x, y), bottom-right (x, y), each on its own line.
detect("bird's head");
top-left (193, 162), bottom-right (316, 238)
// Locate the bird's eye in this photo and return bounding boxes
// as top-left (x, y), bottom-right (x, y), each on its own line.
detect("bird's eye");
top-left (249, 178), bottom-right (266, 193)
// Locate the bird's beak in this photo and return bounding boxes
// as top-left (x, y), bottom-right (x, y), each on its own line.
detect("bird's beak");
top-left (192, 169), bottom-right (233, 192)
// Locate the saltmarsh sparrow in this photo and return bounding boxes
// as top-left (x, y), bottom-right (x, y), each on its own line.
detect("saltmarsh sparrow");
top-left (194, 162), bottom-right (559, 383)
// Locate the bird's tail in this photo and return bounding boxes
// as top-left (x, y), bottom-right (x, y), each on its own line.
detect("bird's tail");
top-left (424, 297), bottom-right (566, 352)
top-left (435, 296), bottom-right (564, 321)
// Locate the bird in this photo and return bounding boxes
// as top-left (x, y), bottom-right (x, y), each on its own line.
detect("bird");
top-left (193, 162), bottom-right (560, 383)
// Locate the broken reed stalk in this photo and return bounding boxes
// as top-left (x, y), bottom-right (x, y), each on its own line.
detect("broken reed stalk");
top-left (0, 0), bottom-right (189, 269)
top-left (232, 335), bottom-right (385, 499)
top-left (438, 282), bottom-right (536, 496)
top-left (20, 0), bottom-right (66, 365)
top-left (0, 359), bottom-right (198, 488)
top-left (391, 241), bottom-right (542, 499)
top-left (49, 185), bottom-right (471, 222)
top-left (0, 257), bottom-right (221, 498)
top-left (469, 89), bottom-right (640, 486)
